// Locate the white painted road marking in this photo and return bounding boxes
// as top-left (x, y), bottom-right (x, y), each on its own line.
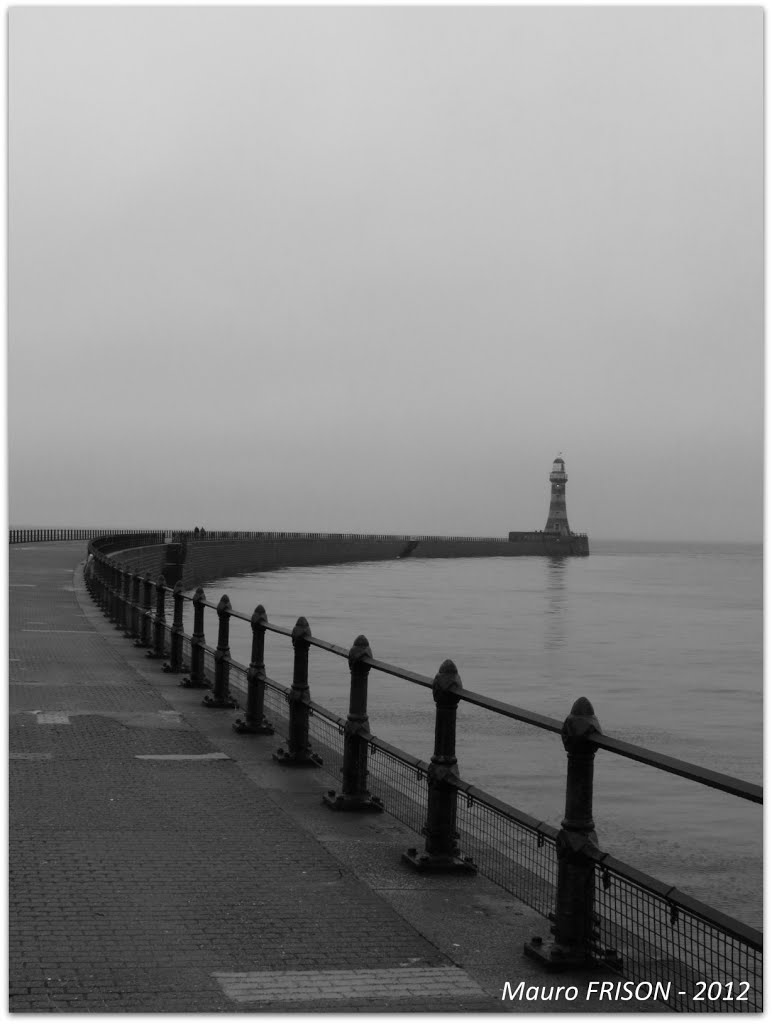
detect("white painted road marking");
top-left (135, 752), bottom-right (230, 761)
top-left (213, 967), bottom-right (487, 1003)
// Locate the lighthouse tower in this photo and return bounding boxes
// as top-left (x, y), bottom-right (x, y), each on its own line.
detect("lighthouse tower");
top-left (544, 455), bottom-right (571, 536)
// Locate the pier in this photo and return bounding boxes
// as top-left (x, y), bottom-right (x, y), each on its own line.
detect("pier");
top-left (9, 534), bottom-right (761, 1012)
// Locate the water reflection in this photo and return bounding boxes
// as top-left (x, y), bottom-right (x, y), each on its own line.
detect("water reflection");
top-left (544, 556), bottom-right (567, 650)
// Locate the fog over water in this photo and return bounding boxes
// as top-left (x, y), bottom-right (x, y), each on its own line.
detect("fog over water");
top-left (8, 7), bottom-right (762, 543)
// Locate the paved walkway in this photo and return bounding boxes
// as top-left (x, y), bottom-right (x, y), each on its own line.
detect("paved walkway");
top-left (9, 542), bottom-right (660, 1013)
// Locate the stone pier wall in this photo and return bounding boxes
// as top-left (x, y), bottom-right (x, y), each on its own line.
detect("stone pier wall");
top-left (98, 530), bottom-right (589, 590)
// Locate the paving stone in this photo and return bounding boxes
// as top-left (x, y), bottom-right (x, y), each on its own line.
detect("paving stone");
top-left (8, 543), bottom-right (503, 1013)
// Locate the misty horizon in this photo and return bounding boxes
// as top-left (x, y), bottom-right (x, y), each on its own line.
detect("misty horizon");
top-left (8, 7), bottom-right (762, 545)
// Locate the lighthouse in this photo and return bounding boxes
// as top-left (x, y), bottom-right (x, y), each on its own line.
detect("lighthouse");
top-left (544, 455), bottom-right (571, 536)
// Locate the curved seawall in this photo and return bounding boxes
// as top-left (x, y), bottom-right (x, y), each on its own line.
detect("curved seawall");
top-left (97, 530), bottom-right (589, 588)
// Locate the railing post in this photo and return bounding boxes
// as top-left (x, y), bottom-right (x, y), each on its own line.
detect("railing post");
top-left (84, 554), bottom-right (93, 594)
top-left (524, 697), bottom-right (619, 970)
top-left (203, 595), bottom-right (238, 709)
top-left (233, 605), bottom-right (274, 735)
top-left (323, 634), bottom-right (383, 812)
top-left (116, 566), bottom-right (129, 631)
top-left (147, 575), bottom-right (167, 659)
top-left (402, 659), bottom-right (476, 873)
top-left (95, 558), bottom-right (107, 608)
top-left (135, 575), bottom-right (153, 647)
top-left (89, 556), bottom-right (100, 603)
top-left (163, 581), bottom-right (185, 673)
top-left (181, 587), bottom-right (208, 688)
top-left (110, 563), bottom-right (120, 621)
top-left (124, 573), bottom-right (141, 639)
top-left (105, 562), bottom-right (116, 622)
top-left (110, 563), bottom-right (121, 622)
top-left (98, 559), bottom-right (107, 613)
top-left (273, 616), bottom-right (322, 767)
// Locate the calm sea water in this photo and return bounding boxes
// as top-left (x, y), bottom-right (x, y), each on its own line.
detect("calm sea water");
top-left (188, 540), bottom-right (762, 930)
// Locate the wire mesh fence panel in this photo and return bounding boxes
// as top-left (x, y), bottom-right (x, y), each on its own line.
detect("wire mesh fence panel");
top-left (225, 666), bottom-right (292, 737)
top-left (360, 746), bottom-right (429, 836)
top-left (594, 869), bottom-right (763, 1013)
top-left (453, 794), bottom-right (558, 919)
top-left (202, 645), bottom-right (216, 686)
top-left (303, 710), bottom-right (345, 779)
top-left (262, 678), bottom-right (292, 730)
top-left (226, 661), bottom-right (247, 695)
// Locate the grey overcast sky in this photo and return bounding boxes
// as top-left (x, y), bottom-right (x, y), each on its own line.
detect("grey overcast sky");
top-left (8, 6), bottom-right (763, 541)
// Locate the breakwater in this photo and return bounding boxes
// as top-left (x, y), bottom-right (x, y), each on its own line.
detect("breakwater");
top-left (77, 528), bottom-right (589, 589)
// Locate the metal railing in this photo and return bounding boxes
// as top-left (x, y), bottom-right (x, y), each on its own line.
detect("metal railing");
top-left (84, 544), bottom-right (762, 1013)
top-left (9, 527), bottom-right (173, 543)
top-left (11, 526), bottom-right (588, 545)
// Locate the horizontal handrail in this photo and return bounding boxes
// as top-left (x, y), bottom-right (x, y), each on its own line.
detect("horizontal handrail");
top-left (126, 570), bottom-right (762, 806)
top-left (592, 734), bottom-right (762, 803)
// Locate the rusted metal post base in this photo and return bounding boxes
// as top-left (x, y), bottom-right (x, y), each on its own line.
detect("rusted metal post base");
top-left (523, 933), bottom-right (622, 973)
top-left (202, 692), bottom-right (238, 709)
top-left (233, 716), bottom-right (274, 735)
top-left (401, 846), bottom-right (477, 873)
top-left (179, 675), bottom-right (208, 688)
top-left (272, 745), bottom-right (323, 767)
top-left (323, 789), bottom-right (384, 813)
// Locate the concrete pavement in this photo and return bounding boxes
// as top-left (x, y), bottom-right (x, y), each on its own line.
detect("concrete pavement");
top-left (8, 541), bottom-right (661, 1013)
